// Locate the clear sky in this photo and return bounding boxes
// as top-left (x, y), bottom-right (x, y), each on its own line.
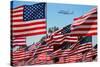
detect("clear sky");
top-left (12, 1), bottom-right (97, 46)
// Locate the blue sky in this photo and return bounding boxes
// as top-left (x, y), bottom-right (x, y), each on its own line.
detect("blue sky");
top-left (12, 1), bottom-right (97, 46)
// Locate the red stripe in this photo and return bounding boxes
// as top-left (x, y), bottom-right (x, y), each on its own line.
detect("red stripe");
top-left (72, 22), bottom-right (97, 27)
top-left (12, 9), bottom-right (23, 13)
top-left (13, 31), bottom-right (46, 37)
top-left (74, 16), bottom-right (97, 21)
top-left (70, 32), bottom-right (97, 36)
top-left (13, 44), bottom-right (26, 47)
top-left (13, 41), bottom-right (26, 43)
top-left (12, 19), bottom-right (23, 22)
top-left (12, 14), bottom-right (23, 17)
top-left (87, 17), bottom-right (97, 20)
top-left (12, 22), bottom-right (46, 27)
top-left (13, 26), bottom-right (46, 32)
top-left (47, 36), bottom-right (77, 45)
top-left (72, 28), bottom-right (97, 31)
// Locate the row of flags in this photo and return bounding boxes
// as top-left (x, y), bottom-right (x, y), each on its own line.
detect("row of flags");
top-left (11, 2), bottom-right (97, 66)
top-left (11, 37), bottom-right (97, 65)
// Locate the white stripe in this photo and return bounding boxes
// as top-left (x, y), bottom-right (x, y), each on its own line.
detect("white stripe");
top-left (48, 38), bottom-right (77, 44)
top-left (71, 30), bottom-right (97, 34)
top-left (66, 36), bottom-right (78, 38)
top-left (53, 35), bottom-right (63, 38)
top-left (13, 39), bottom-right (25, 42)
top-left (71, 25), bottom-right (97, 30)
top-left (13, 43), bottom-right (26, 45)
top-left (12, 12), bottom-right (23, 16)
top-left (74, 48), bottom-right (92, 53)
top-left (12, 19), bottom-right (46, 24)
top-left (53, 38), bottom-right (77, 42)
top-left (78, 45), bottom-right (92, 50)
top-left (13, 29), bottom-right (46, 35)
top-left (12, 16), bottom-right (23, 20)
top-left (73, 19), bottom-right (97, 26)
top-left (65, 40), bottom-right (77, 42)
top-left (13, 24), bottom-right (46, 30)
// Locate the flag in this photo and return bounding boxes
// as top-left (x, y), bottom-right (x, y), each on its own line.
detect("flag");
top-left (11, 3), bottom-right (47, 37)
top-left (61, 49), bottom-right (71, 57)
top-left (51, 49), bottom-right (62, 57)
top-left (45, 34), bottom-right (78, 46)
top-left (35, 45), bottom-right (53, 54)
top-left (38, 53), bottom-right (47, 60)
top-left (12, 48), bottom-right (33, 61)
top-left (86, 49), bottom-right (97, 58)
top-left (61, 24), bottom-right (71, 34)
top-left (71, 7), bottom-right (97, 36)
top-left (12, 37), bottom-right (26, 47)
top-left (45, 24), bottom-right (78, 45)
top-left (28, 42), bottom-right (41, 51)
top-left (70, 36), bottom-right (92, 54)
top-left (64, 53), bottom-right (82, 63)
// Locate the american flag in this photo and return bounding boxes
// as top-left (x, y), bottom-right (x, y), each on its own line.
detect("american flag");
top-left (70, 36), bottom-right (92, 54)
top-left (64, 53), bottom-right (82, 63)
top-left (86, 49), bottom-right (97, 58)
top-left (45, 34), bottom-right (78, 45)
top-left (11, 3), bottom-right (47, 37)
top-left (35, 45), bottom-right (53, 54)
top-left (28, 42), bottom-right (41, 51)
top-left (12, 48), bottom-right (33, 61)
top-left (51, 49), bottom-right (62, 57)
top-left (61, 24), bottom-right (71, 34)
top-left (71, 7), bottom-right (97, 36)
top-left (37, 53), bottom-right (47, 60)
top-left (12, 37), bottom-right (26, 47)
top-left (45, 24), bottom-right (78, 45)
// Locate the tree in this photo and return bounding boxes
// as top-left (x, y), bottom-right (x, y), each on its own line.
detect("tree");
top-left (48, 26), bottom-right (59, 34)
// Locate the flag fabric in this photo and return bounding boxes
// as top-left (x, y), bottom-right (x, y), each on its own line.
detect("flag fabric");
top-left (51, 49), bottom-right (62, 57)
top-left (11, 3), bottom-right (47, 37)
top-left (70, 36), bottom-right (92, 54)
top-left (86, 49), bottom-right (97, 58)
top-left (64, 53), bottom-right (82, 63)
top-left (28, 42), bottom-right (41, 51)
top-left (61, 24), bottom-right (71, 34)
top-left (12, 37), bottom-right (26, 47)
top-left (71, 8), bottom-right (97, 36)
top-left (38, 53), bottom-right (47, 60)
top-left (45, 34), bottom-right (78, 45)
top-left (35, 45), bottom-right (53, 54)
top-left (72, 42), bottom-right (92, 54)
top-left (12, 48), bottom-right (33, 61)
top-left (45, 24), bottom-right (78, 45)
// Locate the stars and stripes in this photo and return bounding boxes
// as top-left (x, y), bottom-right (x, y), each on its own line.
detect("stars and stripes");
top-left (11, 3), bottom-right (47, 37)
top-left (71, 8), bottom-right (97, 36)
